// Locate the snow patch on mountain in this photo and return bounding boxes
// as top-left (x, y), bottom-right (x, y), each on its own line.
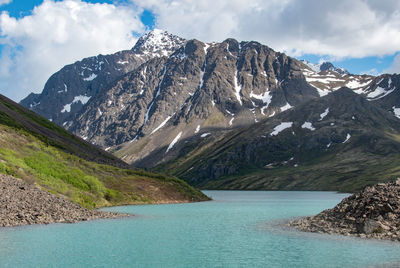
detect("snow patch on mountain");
top-left (151, 115), bottom-right (173, 134)
top-left (250, 91), bottom-right (272, 115)
top-left (61, 95), bottom-right (91, 113)
top-left (270, 122), bottom-right (293, 136)
top-left (280, 103), bottom-right (292, 112)
top-left (305, 76), bottom-right (345, 84)
top-left (234, 70), bottom-right (243, 105)
top-left (166, 131), bottom-right (182, 154)
top-left (29, 101), bottom-right (40, 108)
top-left (226, 109), bottom-right (234, 116)
top-left (319, 108), bottom-right (329, 121)
top-left (367, 86), bottom-right (395, 100)
top-left (83, 73), bottom-right (97, 81)
top-left (393, 107), bottom-right (400, 119)
top-left (301, 122), bottom-right (316, 131)
top-left (346, 79), bottom-right (372, 89)
top-left (343, 133), bottom-right (351, 143)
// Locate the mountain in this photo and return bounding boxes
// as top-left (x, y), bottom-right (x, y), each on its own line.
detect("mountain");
top-left (153, 88), bottom-right (400, 192)
top-left (0, 93), bottom-right (208, 209)
top-left (66, 37), bottom-right (320, 162)
top-left (300, 60), bottom-right (349, 75)
top-left (19, 30), bottom-right (400, 192)
top-left (20, 29), bottom-right (186, 126)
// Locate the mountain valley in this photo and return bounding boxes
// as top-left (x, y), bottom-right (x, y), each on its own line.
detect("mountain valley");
top-left (19, 30), bottom-right (400, 192)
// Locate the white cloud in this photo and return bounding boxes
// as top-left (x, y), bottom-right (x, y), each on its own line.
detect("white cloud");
top-left (0, 0), bottom-right (145, 101)
top-left (386, 54), bottom-right (400, 74)
top-left (0, 0), bottom-right (12, 6)
top-left (361, 68), bottom-right (380, 76)
top-left (135, 0), bottom-right (400, 59)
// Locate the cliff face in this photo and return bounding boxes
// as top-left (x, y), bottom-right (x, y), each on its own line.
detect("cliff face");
top-left (289, 179), bottom-right (400, 241)
top-left (67, 38), bottom-right (320, 166)
top-left (20, 30), bottom-right (186, 126)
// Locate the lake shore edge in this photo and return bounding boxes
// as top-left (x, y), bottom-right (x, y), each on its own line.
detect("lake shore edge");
top-left (0, 174), bottom-right (205, 228)
top-left (287, 179), bottom-right (400, 242)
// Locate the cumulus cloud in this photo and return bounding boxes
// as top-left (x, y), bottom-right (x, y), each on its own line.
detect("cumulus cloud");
top-left (0, 0), bottom-right (12, 6)
top-left (0, 0), bottom-right (145, 101)
top-left (385, 54), bottom-right (400, 74)
top-left (135, 0), bottom-right (400, 59)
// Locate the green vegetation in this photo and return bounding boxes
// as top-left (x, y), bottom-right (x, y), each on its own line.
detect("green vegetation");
top-left (0, 96), bottom-right (208, 208)
top-left (0, 125), bottom-right (207, 208)
top-left (0, 96), bottom-right (117, 163)
top-left (155, 123), bottom-right (400, 193)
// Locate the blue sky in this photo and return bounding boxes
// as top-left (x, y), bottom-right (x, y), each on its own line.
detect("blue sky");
top-left (0, 0), bottom-right (114, 17)
top-left (300, 54), bottom-right (396, 76)
top-left (1, 0), bottom-right (400, 101)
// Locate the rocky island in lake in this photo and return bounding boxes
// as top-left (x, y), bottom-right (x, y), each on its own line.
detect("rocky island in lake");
top-left (289, 179), bottom-right (400, 241)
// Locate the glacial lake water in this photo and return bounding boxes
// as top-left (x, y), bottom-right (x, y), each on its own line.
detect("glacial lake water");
top-left (1, 191), bottom-right (400, 268)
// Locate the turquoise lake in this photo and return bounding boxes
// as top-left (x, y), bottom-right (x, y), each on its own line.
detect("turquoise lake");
top-left (1, 191), bottom-right (400, 267)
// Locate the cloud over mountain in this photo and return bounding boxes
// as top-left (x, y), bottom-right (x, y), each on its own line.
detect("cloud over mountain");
top-left (0, 0), bottom-right (145, 101)
top-left (137, 0), bottom-right (400, 58)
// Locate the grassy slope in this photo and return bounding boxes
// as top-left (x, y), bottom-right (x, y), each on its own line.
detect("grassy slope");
top-left (0, 96), bottom-right (208, 208)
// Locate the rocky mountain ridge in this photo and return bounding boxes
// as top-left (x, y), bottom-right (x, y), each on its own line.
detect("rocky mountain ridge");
top-left (300, 60), bottom-right (349, 75)
top-left (19, 30), bottom-right (400, 191)
top-left (20, 30), bottom-right (186, 126)
top-left (67, 38), bottom-right (318, 157)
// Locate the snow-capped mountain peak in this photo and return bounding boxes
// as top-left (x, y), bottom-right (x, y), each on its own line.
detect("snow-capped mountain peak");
top-left (132, 29), bottom-right (186, 57)
top-left (301, 60), bottom-right (349, 75)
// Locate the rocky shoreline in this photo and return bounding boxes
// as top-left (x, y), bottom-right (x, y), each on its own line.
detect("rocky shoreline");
top-left (288, 179), bottom-right (400, 241)
top-left (0, 174), bottom-right (129, 227)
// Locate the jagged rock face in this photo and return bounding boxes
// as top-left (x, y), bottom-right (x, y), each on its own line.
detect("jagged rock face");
top-left (132, 29), bottom-right (186, 57)
top-left (20, 51), bottom-right (145, 125)
top-left (66, 38), bottom-right (319, 165)
top-left (20, 30), bottom-right (186, 126)
top-left (19, 30), bottom-right (400, 178)
top-left (155, 88), bottom-right (400, 190)
top-left (361, 74), bottom-right (400, 113)
top-left (301, 60), bottom-right (349, 75)
top-left (300, 61), bottom-right (400, 107)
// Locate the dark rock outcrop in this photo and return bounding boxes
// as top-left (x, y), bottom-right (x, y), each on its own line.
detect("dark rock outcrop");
top-left (288, 179), bottom-right (400, 241)
top-left (20, 30), bottom-right (186, 126)
top-left (0, 174), bottom-right (128, 227)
